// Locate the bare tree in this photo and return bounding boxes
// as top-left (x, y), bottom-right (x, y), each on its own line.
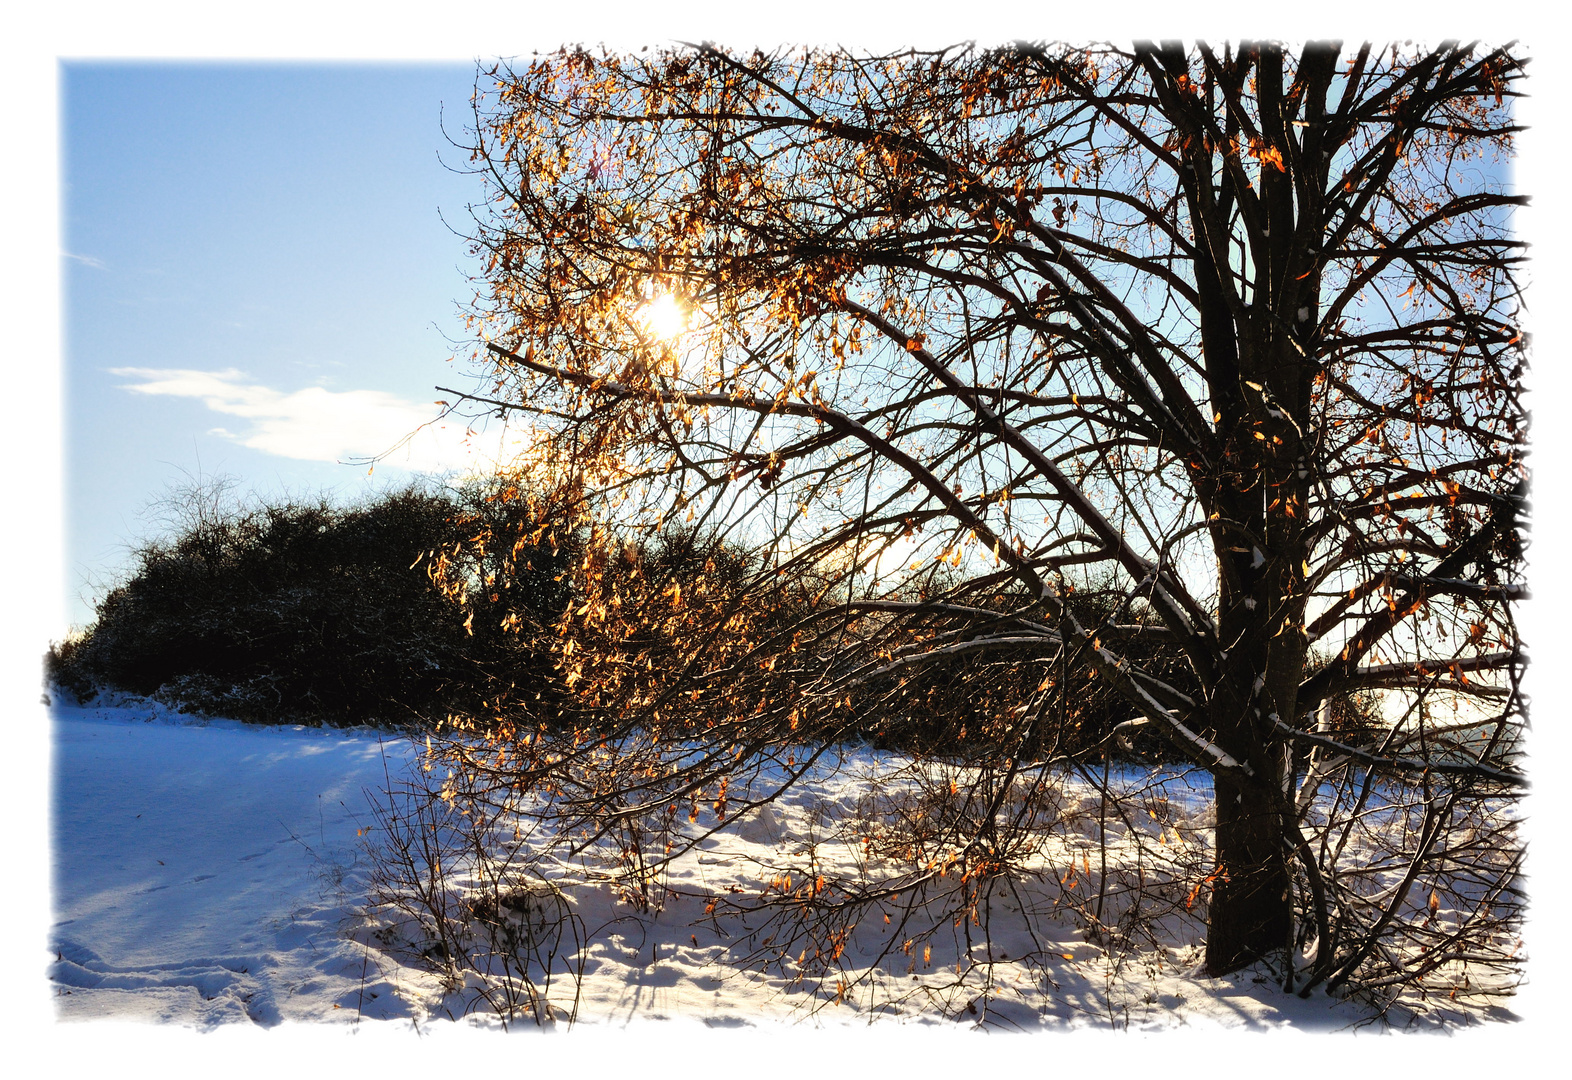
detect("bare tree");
top-left (421, 41), bottom-right (1525, 1008)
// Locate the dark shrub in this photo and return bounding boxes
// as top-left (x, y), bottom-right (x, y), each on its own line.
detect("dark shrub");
top-left (844, 574), bottom-right (1202, 763)
top-left (51, 480), bottom-right (571, 727)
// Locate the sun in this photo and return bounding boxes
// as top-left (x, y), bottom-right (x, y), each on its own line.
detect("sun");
top-left (635, 293), bottom-right (692, 342)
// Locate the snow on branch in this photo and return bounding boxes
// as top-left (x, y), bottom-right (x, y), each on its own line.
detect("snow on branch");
top-left (1272, 718), bottom-right (1526, 788)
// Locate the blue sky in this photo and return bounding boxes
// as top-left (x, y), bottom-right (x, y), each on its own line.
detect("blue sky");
top-left (50, 47), bottom-right (1567, 640)
top-left (62, 62), bottom-right (505, 625)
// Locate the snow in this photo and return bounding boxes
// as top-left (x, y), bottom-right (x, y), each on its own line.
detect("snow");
top-left (6, 639), bottom-right (1549, 1080)
top-left (46, 693), bottom-right (1487, 1038)
top-left (51, 699), bottom-right (424, 1027)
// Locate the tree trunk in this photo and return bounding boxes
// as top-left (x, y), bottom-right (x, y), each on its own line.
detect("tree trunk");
top-left (1200, 422), bottom-right (1305, 976)
top-left (1205, 767), bottom-right (1292, 976)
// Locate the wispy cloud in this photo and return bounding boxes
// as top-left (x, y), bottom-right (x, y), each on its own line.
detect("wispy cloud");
top-left (63, 251), bottom-right (107, 269)
top-left (110, 367), bottom-right (523, 474)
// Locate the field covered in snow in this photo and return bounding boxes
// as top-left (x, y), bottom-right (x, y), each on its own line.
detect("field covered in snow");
top-left (45, 691), bottom-right (1535, 1048)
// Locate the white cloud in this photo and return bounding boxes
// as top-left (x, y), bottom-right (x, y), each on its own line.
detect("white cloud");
top-left (110, 367), bottom-right (525, 475)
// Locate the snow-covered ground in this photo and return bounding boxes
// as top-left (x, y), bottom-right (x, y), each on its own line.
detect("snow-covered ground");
top-left (50, 693), bottom-right (1514, 1039)
top-left (50, 698), bottom-right (429, 1026)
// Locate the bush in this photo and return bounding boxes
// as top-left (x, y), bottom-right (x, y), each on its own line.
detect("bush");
top-left (50, 479), bottom-right (572, 727)
top-left (844, 575), bottom-right (1203, 763)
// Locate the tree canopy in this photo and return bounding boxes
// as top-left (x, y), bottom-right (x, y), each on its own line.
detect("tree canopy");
top-left (435, 41), bottom-right (1526, 996)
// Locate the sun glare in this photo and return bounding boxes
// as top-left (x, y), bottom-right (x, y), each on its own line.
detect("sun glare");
top-left (636, 293), bottom-right (693, 342)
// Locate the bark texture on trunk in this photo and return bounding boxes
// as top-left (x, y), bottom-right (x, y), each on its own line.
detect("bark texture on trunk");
top-left (1205, 770), bottom-right (1292, 975)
